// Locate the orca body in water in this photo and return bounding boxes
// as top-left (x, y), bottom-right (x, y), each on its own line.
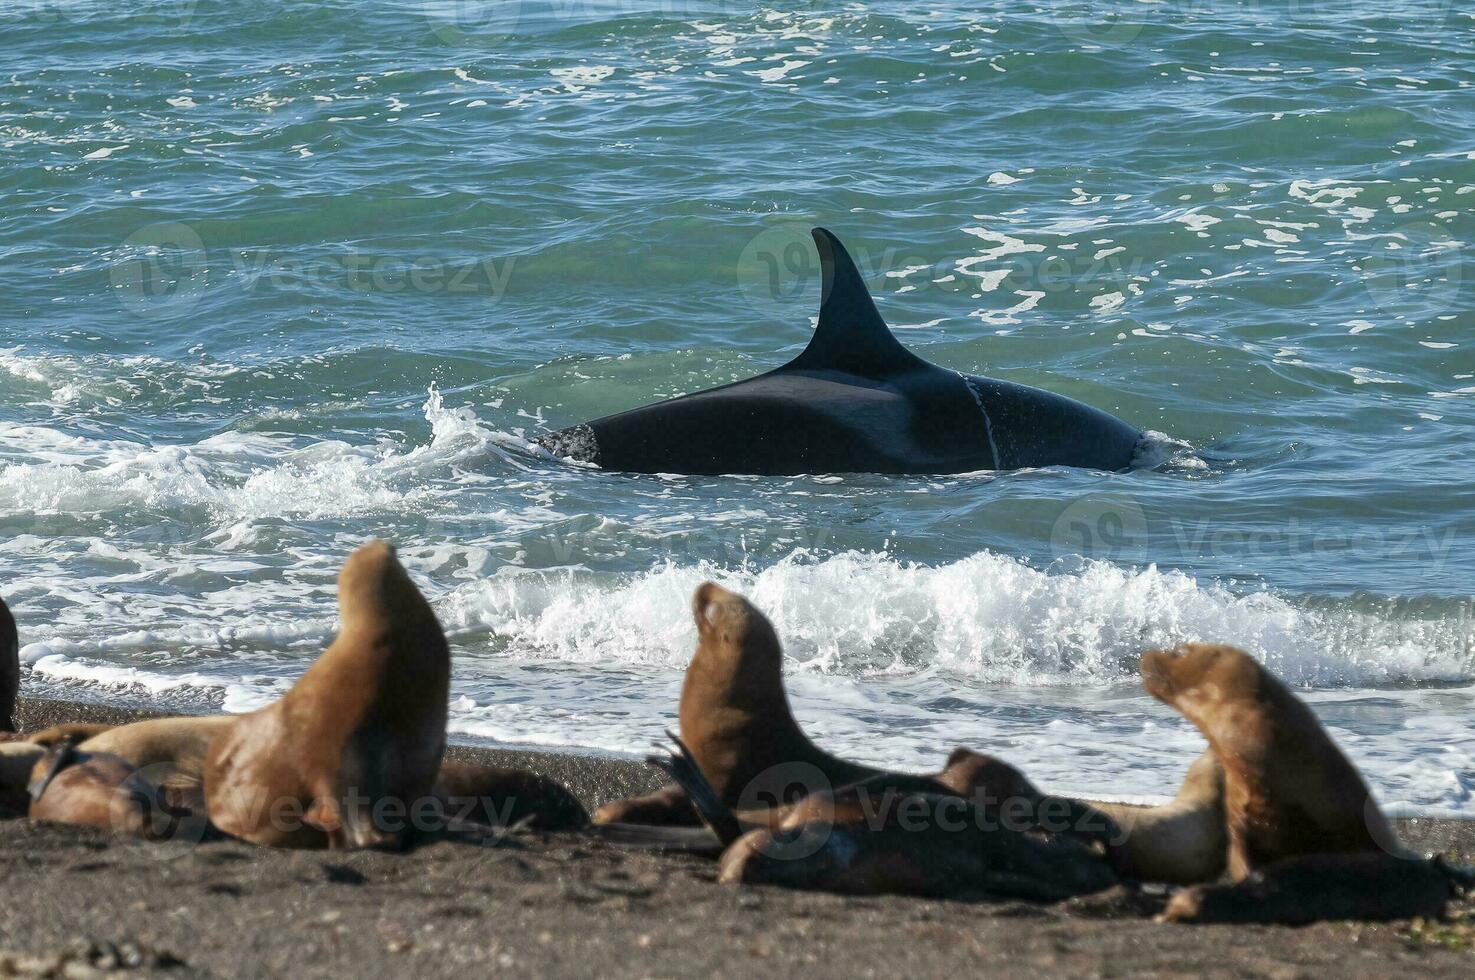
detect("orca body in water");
top-left (536, 228), bottom-right (1142, 475)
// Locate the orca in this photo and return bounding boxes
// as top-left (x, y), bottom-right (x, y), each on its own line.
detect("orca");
top-left (536, 228), bottom-right (1143, 475)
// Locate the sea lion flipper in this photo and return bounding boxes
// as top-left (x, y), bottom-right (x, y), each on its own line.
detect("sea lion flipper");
top-left (646, 731), bottom-right (743, 845)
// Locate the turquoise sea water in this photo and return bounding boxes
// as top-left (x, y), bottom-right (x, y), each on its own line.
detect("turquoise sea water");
top-left (1, 1), bottom-right (1472, 810)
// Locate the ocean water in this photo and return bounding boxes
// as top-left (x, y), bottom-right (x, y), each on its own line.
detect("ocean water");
top-left (2, 1), bottom-right (1473, 813)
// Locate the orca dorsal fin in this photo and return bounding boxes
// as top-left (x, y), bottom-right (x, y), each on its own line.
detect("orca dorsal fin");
top-left (780, 228), bottom-right (925, 379)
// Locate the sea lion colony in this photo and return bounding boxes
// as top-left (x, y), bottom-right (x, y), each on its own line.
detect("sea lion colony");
top-left (0, 547), bottom-right (1468, 926)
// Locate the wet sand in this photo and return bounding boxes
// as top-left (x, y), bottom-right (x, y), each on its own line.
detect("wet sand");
top-left (2, 697), bottom-right (1471, 978)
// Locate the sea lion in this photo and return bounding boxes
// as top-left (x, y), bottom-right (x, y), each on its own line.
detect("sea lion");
top-left (593, 583), bottom-right (885, 826)
top-left (661, 743), bottom-right (1116, 849)
top-left (27, 716), bottom-right (233, 789)
top-left (434, 759), bottom-right (588, 832)
top-left (1162, 852), bottom-right (1465, 925)
top-left (27, 742), bottom-right (210, 842)
top-left (1, 594), bottom-right (18, 733)
top-left (650, 732), bottom-right (1116, 900)
top-left (25, 723), bottom-right (118, 747)
top-left (1140, 643), bottom-right (1399, 880)
top-left (203, 541), bottom-right (450, 850)
top-left (1088, 750), bottom-right (1227, 884)
top-left (1, 741), bottom-right (44, 816)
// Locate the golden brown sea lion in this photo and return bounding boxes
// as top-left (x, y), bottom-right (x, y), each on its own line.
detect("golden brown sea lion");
top-left (1140, 643), bottom-right (1398, 880)
top-left (1, 594), bottom-right (18, 733)
top-left (25, 723), bottom-right (118, 747)
top-left (1088, 750), bottom-right (1227, 884)
top-left (25, 716), bottom-right (232, 788)
top-left (594, 583), bottom-right (885, 826)
top-left (203, 541), bottom-right (450, 850)
top-left (26, 743), bottom-right (211, 842)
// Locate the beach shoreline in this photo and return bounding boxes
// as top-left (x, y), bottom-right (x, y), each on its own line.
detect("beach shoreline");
top-left (3, 696), bottom-right (1472, 977)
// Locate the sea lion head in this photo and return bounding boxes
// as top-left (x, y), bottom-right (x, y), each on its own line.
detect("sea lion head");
top-left (685, 582), bottom-right (786, 703)
top-left (1140, 643), bottom-right (1263, 717)
top-left (691, 583), bottom-right (777, 655)
top-left (938, 748), bottom-right (1040, 803)
top-left (336, 540), bottom-right (437, 635)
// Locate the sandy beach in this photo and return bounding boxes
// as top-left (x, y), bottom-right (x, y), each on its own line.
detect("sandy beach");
top-left (1, 696), bottom-right (1470, 978)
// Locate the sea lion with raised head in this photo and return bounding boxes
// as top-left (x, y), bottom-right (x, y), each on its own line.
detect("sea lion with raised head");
top-left (1140, 642), bottom-right (1398, 880)
top-left (2, 594), bottom-right (18, 733)
top-left (594, 583), bottom-right (884, 827)
top-left (204, 541), bottom-right (450, 850)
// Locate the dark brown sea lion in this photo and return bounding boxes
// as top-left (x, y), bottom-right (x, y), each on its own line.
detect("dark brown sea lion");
top-left (1, 742), bottom-right (44, 816)
top-left (1140, 643), bottom-right (1399, 880)
top-left (1089, 750), bottom-right (1227, 884)
top-left (203, 541), bottom-right (450, 850)
top-left (1, 594), bottom-right (18, 733)
top-left (593, 583), bottom-right (887, 826)
top-left (27, 742), bottom-right (211, 842)
top-left (650, 732), bottom-right (1116, 900)
top-left (1162, 852), bottom-right (1465, 925)
top-left (434, 759), bottom-right (588, 832)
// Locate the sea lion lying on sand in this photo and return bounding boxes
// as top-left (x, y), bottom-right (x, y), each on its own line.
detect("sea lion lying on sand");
top-left (204, 542), bottom-right (451, 850)
top-left (595, 583), bottom-right (883, 827)
top-left (29, 715), bottom-right (589, 835)
top-left (27, 742), bottom-right (212, 842)
top-left (651, 733), bottom-right (1116, 900)
top-left (1163, 852), bottom-right (1470, 925)
top-left (435, 759), bottom-right (588, 832)
top-left (2, 594), bottom-right (19, 734)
